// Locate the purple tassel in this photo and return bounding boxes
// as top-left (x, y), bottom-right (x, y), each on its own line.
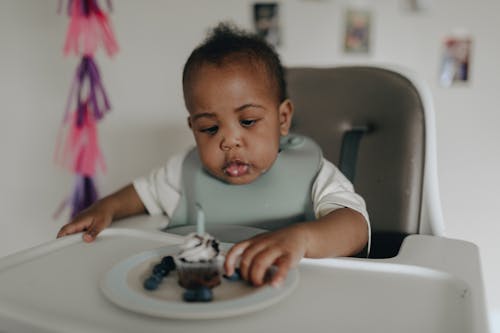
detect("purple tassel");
top-left (70, 174), bottom-right (98, 219)
top-left (64, 56), bottom-right (111, 125)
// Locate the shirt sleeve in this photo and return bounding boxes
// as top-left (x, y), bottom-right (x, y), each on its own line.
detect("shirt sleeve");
top-left (311, 158), bottom-right (371, 250)
top-left (132, 150), bottom-right (187, 219)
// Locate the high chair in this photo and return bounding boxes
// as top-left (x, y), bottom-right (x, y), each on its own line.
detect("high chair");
top-left (111, 65), bottom-right (489, 332)
top-left (285, 66), bottom-right (490, 332)
top-left (286, 65), bottom-right (445, 258)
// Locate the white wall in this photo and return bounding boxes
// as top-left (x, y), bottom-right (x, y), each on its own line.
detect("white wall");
top-left (1, 0), bottom-right (499, 328)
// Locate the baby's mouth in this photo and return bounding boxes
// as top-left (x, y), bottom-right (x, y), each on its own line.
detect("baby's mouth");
top-left (223, 161), bottom-right (250, 177)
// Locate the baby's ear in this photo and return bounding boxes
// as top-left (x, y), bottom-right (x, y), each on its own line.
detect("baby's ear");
top-left (278, 99), bottom-right (294, 136)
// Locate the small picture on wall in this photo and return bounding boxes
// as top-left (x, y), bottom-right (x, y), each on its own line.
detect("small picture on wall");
top-left (439, 36), bottom-right (472, 87)
top-left (253, 3), bottom-right (281, 47)
top-left (343, 8), bottom-right (372, 54)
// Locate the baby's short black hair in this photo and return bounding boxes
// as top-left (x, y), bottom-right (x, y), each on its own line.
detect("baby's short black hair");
top-left (182, 22), bottom-right (287, 104)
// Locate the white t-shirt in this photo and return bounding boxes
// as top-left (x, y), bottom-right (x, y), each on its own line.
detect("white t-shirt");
top-left (133, 150), bottom-right (371, 247)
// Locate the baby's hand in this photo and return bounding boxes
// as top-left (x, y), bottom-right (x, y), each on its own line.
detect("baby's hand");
top-left (224, 224), bottom-right (308, 287)
top-left (56, 202), bottom-right (113, 242)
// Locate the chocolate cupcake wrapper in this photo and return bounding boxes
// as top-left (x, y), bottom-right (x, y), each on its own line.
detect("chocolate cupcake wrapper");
top-left (174, 256), bottom-right (224, 289)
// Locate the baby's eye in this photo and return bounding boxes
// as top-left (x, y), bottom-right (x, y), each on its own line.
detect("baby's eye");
top-left (240, 119), bottom-right (256, 127)
top-left (200, 126), bottom-right (218, 135)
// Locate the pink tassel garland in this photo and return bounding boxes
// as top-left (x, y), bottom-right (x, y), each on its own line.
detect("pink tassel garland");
top-left (56, 0), bottom-right (117, 220)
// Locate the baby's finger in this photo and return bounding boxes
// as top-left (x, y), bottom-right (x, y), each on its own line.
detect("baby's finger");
top-left (248, 248), bottom-right (283, 286)
top-left (56, 218), bottom-right (92, 238)
top-left (270, 255), bottom-right (292, 288)
top-left (82, 218), bottom-right (108, 243)
top-left (238, 242), bottom-right (270, 282)
top-left (224, 241), bottom-right (249, 276)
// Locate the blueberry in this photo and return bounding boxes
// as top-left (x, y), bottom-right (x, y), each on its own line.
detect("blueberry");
top-left (196, 286), bottom-right (213, 302)
top-left (223, 268), bottom-right (241, 281)
top-left (161, 256), bottom-right (176, 270)
top-left (143, 275), bottom-right (161, 290)
top-left (182, 287), bottom-right (213, 302)
top-left (152, 263), bottom-right (169, 277)
top-left (183, 289), bottom-right (198, 302)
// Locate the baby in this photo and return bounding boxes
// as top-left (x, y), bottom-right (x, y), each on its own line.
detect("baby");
top-left (57, 23), bottom-right (370, 287)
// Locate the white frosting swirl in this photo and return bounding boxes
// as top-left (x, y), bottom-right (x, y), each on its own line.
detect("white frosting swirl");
top-left (176, 232), bottom-right (220, 262)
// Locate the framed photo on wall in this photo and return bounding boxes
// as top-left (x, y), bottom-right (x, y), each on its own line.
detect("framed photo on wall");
top-left (343, 8), bottom-right (372, 54)
top-left (439, 36), bottom-right (472, 87)
top-left (253, 3), bottom-right (281, 47)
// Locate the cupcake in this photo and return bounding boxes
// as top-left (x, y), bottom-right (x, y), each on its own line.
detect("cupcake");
top-left (174, 232), bottom-right (223, 289)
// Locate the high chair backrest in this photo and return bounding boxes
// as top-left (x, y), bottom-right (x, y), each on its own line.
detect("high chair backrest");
top-left (286, 66), bottom-right (445, 258)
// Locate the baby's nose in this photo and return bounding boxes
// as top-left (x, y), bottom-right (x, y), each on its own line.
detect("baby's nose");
top-left (220, 128), bottom-right (242, 150)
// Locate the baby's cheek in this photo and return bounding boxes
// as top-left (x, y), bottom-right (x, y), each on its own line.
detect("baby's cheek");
top-left (200, 150), bottom-right (220, 168)
top-left (257, 153), bottom-right (278, 173)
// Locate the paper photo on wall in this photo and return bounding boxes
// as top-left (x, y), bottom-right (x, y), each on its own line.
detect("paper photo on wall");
top-left (439, 36), bottom-right (472, 87)
top-left (343, 8), bottom-right (372, 54)
top-left (253, 3), bottom-right (281, 47)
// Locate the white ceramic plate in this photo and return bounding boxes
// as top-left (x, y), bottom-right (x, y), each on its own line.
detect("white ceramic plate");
top-left (100, 244), bottom-right (299, 319)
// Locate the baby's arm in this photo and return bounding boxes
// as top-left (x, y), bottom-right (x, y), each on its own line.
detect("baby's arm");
top-left (56, 184), bottom-right (146, 242)
top-left (224, 207), bottom-right (368, 287)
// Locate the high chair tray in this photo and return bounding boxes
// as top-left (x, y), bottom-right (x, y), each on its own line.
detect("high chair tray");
top-left (0, 222), bottom-right (490, 333)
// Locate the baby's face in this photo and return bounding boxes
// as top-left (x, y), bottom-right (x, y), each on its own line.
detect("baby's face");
top-left (186, 62), bottom-right (292, 185)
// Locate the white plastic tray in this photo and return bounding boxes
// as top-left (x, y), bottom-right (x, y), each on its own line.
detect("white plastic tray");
top-left (0, 227), bottom-right (490, 333)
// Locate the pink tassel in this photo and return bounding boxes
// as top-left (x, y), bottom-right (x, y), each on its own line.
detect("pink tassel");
top-left (94, 8), bottom-right (119, 56)
top-left (56, 103), bottom-right (106, 177)
top-left (82, 16), bottom-right (99, 55)
top-left (63, 0), bottom-right (119, 57)
top-left (63, 0), bottom-right (82, 55)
